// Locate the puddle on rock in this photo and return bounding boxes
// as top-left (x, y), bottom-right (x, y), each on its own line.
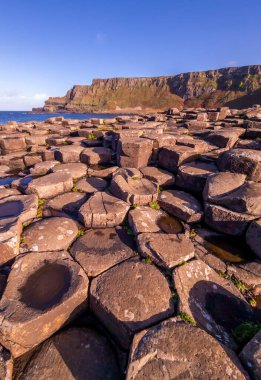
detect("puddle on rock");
top-left (157, 215), bottom-right (183, 234)
top-left (203, 236), bottom-right (254, 263)
top-left (19, 263), bottom-right (71, 310)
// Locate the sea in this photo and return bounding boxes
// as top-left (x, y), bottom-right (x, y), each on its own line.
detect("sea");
top-left (0, 111), bottom-right (120, 125)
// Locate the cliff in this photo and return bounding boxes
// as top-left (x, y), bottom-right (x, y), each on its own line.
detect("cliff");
top-left (39, 65), bottom-right (261, 113)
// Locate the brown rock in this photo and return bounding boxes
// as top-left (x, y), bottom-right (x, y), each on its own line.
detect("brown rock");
top-left (246, 219), bottom-right (261, 258)
top-left (90, 258), bottom-right (174, 349)
top-left (158, 145), bottom-right (200, 172)
top-left (76, 177), bottom-right (107, 193)
top-left (117, 138), bottom-right (153, 168)
top-left (55, 145), bottom-right (85, 163)
top-left (205, 203), bottom-right (256, 235)
top-left (140, 166), bottom-right (175, 187)
top-left (217, 149), bottom-right (261, 182)
top-left (159, 190), bottom-right (203, 223)
top-left (239, 330), bottom-right (261, 380)
top-left (137, 232), bottom-right (194, 268)
top-left (79, 191), bottom-right (129, 228)
top-left (51, 162), bottom-right (87, 179)
top-left (70, 227), bottom-right (135, 277)
top-left (25, 172), bottom-right (73, 198)
top-left (110, 171), bottom-right (158, 205)
top-left (44, 192), bottom-right (88, 218)
top-left (126, 319), bottom-right (248, 380)
top-left (21, 217), bottom-right (79, 252)
top-left (173, 259), bottom-right (257, 350)
top-left (81, 147), bottom-right (112, 165)
top-left (29, 160), bottom-right (59, 176)
top-left (176, 161), bottom-right (218, 192)
top-left (128, 206), bottom-right (166, 234)
top-left (0, 251), bottom-right (88, 357)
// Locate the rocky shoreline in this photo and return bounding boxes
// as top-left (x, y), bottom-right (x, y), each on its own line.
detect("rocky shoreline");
top-left (0, 105), bottom-right (260, 379)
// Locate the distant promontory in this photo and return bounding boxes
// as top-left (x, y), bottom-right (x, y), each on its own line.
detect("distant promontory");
top-left (34, 65), bottom-right (261, 113)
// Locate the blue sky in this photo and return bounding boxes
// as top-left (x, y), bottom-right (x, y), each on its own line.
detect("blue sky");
top-left (0, 0), bottom-right (260, 110)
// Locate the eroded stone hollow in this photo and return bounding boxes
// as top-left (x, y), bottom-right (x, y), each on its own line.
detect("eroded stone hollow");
top-left (0, 200), bottom-right (23, 219)
top-left (19, 263), bottom-right (72, 310)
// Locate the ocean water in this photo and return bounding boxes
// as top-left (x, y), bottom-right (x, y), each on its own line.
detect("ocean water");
top-left (0, 111), bottom-right (120, 125)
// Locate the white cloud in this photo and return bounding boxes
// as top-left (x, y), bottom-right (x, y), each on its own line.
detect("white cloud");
top-left (0, 92), bottom-right (48, 111)
top-left (227, 60), bottom-right (238, 67)
top-left (96, 32), bottom-right (107, 44)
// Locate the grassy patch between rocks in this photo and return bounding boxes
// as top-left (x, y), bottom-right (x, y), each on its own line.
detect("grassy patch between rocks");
top-left (180, 312), bottom-right (196, 326)
top-left (149, 201), bottom-right (160, 210)
top-left (232, 322), bottom-right (261, 347)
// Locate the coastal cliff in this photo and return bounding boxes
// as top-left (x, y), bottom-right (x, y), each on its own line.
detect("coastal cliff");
top-left (37, 65), bottom-right (261, 113)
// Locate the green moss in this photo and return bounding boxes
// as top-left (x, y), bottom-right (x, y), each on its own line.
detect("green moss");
top-left (232, 322), bottom-right (261, 347)
top-left (144, 257), bottom-right (152, 264)
top-left (180, 312), bottom-right (196, 326)
top-left (149, 201), bottom-right (160, 210)
top-left (87, 132), bottom-right (96, 140)
top-left (77, 228), bottom-right (85, 237)
top-left (36, 199), bottom-right (46, 218)
top-left (132, 176), bottom-right (140, 181)
top-left (189, 229), bottom-right (196, 238)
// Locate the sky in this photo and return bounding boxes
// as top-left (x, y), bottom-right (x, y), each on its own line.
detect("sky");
top-left (0, 0), bottom-right (260, 110)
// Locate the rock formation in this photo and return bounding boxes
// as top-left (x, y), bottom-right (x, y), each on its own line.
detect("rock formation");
top-left (0, 104), bottom-right (261, 379)
top-left (36, 65), bottom-right (261, 113)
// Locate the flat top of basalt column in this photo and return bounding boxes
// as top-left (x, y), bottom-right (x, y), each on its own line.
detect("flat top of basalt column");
top-left (137, 232), bottom-right (195, 269)
top-left (126, 319), bottom-right (247, 380)
top-left (70, 227), bottom-right (135, 277)
top-left (51, 163), bottom-right (87, 178)
top-left (76, 177), bottom-right (107, 193)
top-left (20, 217), bottom-right (79, 252)
top-left (178, 160), bottom-right (218, 175)
top-left (90, 258), bottom-right (174, 347)
top-left (20, 327), bottom-right (121, 380)
top-left (46, 192), bottom-right (88, 212)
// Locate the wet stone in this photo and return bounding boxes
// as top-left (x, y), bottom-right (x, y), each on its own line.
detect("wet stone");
top-left (159, 190), bottom-right (203, 223)
top-left (90, 258), bottom-right (174, 349)
top-left (0, 250), bottom-right (88, 357)
top-left (126, 319), bottom-right (248, 380)
top-left (20, 217), bottom-right (79, 252)
top-left (137, 232), bottom-right (194, 269)
top-left (70, 227), bottom-right (135, 277)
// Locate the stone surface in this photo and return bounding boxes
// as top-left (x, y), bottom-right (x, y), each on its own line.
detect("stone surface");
top-left (117, 138), bottom-right (153, 168)
top-left (246, 219), bottom-right (261, 258)
top-left (70, 227), bottom-right (135, 277)
top-left (137, 232), bottom-right (194, 268)
top-left (79, 191), bottom-right (129, 228)
top-left (205, 203), bottom-right (256, 236)
top-left (54, 145), bottom-right (84, 163)
top-left (126, 319), bottom-right (247, 380)
top-left (81, 147), bottom-right (112, 165)
top-left (0, 345), bottom-right (12, 380)
top-left (240, 330), bottom-right (261, 380)
top-left (140, 166), bottom-right (175, 187)
top-left (176, 161), bottom-right (218, 192)
top-left (0, 250), bottom-right (88, 357)
top-left (217, 149), bottom-right (261, 182)
top-left (128, 206), bottom-right (166, 234)
top-left (90, 258), bottom-right (174, 348)
top-left (203, 172), bottom-right (246, 203)
top-left (0, 194), bottom-right (38, 224)
top-left (76, 177), bottom-right (107, 193)
top-left (21, 217), bottom-right (79, 252)
top-left (110, 171), bottom-right (158, 205)
top-left (159, 190), bottom-right (203, 223)
top-left (159, 146), bottom-right (200, 172)
top-left (25, 172), bottom-right (73, 198)
top-left (44, 192), bottom-right (88, 217)
top-left (30, 160), bottom-right (59, 176)
top-left (19, 327), bottom-right (121, 380)
top-left (173, 259), bottom-right (258, 350)
top-left (51, 162), bottom-right (87, 179)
